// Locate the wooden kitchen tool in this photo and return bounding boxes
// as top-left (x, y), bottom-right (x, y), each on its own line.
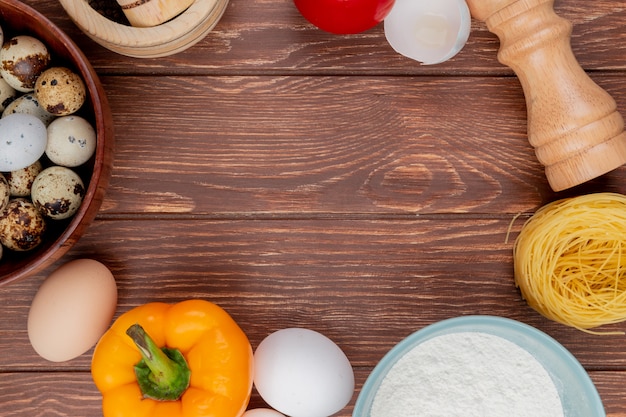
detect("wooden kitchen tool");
top-left (465, 0), bottom-right (626, 191)
top-left (116, 0), bottom-right (195, 27)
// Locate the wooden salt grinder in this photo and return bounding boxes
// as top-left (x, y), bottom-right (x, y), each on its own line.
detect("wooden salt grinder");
top-left (465, 0), bottom-right (626, 191)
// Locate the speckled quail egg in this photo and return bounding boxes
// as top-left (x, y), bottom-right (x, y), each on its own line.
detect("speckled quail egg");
top-left (31, 166), bottom-right (85, 220)
top-left (34, 67), bottom-right (86, 116)
top-left (0, 173), bottom-right (9, 211)
top-left (0, 76), bottom-right (18, 111)
top-left (2, 93), bottom-right (56, 125)
top-left (0, 35), bottom-right (51, 92)
top-left (0, 197), bottom-right (47, 251)
top-left (0, 113), bottom-right (48, 172)
top-left (46, 116), bottom-right (96, 167)
top-left (5, 160), bottom-right (43, 197)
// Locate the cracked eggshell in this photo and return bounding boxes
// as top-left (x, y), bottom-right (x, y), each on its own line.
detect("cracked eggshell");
top-left (5, 160), bottom-right (43, 197)
top-left (46, 115), bottom-right (96, 167)
top-left (0, 198), bottom-right (47, 251)
top-left (2, 93), bottom-right (56, 125)
top-left (384, 0), bottom-right (471, 65)
top-left (34, 67), bottom-right (86, 116)
top-left (31, 166), bottom-right (85, 220)
top-left (0, 113), bottom-right (48, 172)
top-left (0, 35), bottom-right (51, 92)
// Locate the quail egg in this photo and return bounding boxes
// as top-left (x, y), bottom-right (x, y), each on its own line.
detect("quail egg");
top-left (0, 35), bottom-right (51, 92)
top-left (2, 93), bottom-right (56, 125)
top-left (0, 198), bottom-right (47, 251)
top-left (31, 166), bottom-right (85, 220)
top-left (34, 67), bottom-right (86, 116)
top-left (46, 116), bottom-right (96, 167)
top-left (0, 113), bottom-right (48, 172)
top-left (0, 75), bottom-right (17, 111)
top-left (0, 173), bottom-right (9, 211)
top-left (4, 160), bottom-right (43, 197)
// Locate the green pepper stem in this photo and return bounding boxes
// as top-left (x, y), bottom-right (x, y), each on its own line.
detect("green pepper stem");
top-left (126, 323), bottom-right (191, 401)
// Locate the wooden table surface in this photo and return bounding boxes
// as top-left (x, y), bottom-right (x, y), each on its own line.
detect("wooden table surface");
top-left (2, 0), bottom-right (626, 415)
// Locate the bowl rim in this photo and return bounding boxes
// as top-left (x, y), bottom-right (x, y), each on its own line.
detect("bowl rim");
top-left (58, 0), bottom-right (230, 58)
top-left (353, 315), bottom-right (606, 417)
top-left (0, 0), bottom-right (113, 286)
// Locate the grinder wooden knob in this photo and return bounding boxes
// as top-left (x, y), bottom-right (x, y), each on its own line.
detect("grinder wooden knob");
top-left (466, 0), bottom-right (626, 191)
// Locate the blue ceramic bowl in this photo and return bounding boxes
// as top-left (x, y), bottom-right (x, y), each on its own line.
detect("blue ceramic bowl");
top-left (353, 315), bottom-right (605, 417)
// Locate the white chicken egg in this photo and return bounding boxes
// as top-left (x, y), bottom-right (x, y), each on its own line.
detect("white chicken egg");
top-left (253, 328), bottom-right (355, 417)
top-left (243, 409), bottom-right (286, 417)
top-left (0, 113), bottom-right (48, 172)
top-left (28, 259), bottom-right (118, 362)
top-left (46, 115), bottom-right (96, 167)
top-left (384, 0), bottom-right (471, 65)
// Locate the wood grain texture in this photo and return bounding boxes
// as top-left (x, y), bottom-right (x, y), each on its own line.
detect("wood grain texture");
top-left (1, 0), bottom-right (626, 416)
top-left (17, 0), bottom-right (626, 75)
top-left (96, 74), bottom-right (626, 215)
top-left (1, 370), bottom-right (626, 416)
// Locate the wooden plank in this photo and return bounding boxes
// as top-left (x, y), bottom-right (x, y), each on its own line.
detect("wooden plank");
top-left (18, 0), bottom-right (626, 75)
top-left (0, 370), bottom-right (625, 416)
top-left (3, 219), bottom-right (626, 370)
top-left (95, 74), bottom-right (626, 215)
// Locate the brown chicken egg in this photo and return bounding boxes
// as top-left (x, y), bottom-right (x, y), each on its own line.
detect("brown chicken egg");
top-left (28, 259), bottom-right (118, 362)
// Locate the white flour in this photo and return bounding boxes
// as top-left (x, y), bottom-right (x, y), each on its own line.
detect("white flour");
top-left (370, 331), bottom-right (564, 417)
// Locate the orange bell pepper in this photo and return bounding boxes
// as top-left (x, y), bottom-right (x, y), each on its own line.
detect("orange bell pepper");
top-left (91, 300), bottom-right (254, 417)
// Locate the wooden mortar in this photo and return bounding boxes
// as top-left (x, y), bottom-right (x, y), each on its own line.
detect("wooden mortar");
top-left (116, 0), bottom-right (195, 27)
top-left (466, 0), bottom-right (626, 191)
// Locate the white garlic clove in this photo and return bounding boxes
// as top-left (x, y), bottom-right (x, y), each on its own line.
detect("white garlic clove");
top-left (384, 0), bottom-right (471, 65)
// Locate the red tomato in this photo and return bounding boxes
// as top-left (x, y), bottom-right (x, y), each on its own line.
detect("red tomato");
top-left (293, 0), bottom-right (396, 34)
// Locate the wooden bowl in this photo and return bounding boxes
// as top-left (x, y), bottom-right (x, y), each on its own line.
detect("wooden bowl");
top-left (59, 0), bottom-right (230, 58)
top-left (0, 0), bottom-right (113, 286)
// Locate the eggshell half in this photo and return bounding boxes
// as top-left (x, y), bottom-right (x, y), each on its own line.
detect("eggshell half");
top-left (384, 0), bottom-right (471, 65)
top-left (27, 259), bottom-right (117, 362)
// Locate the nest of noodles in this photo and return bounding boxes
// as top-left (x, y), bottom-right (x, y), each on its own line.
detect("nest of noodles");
top-left (513, 192), bottom-right (626, 334)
